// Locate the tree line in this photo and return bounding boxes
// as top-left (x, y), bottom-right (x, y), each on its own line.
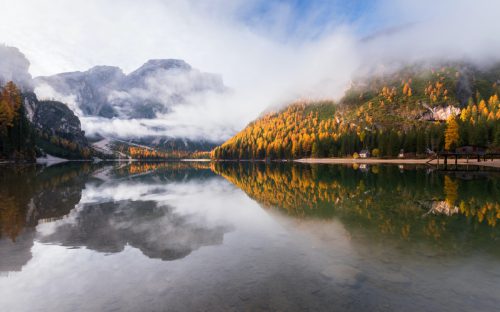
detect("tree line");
top-left (212, 94), bottom-right (500, 160)
top-left (128, 146), bottom-right (210, 160)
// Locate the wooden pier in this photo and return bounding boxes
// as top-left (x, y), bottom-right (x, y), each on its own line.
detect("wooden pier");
top-left (435, 151), bottom-right (500, 170)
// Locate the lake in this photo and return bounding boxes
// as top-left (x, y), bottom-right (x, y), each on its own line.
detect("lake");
top-left (0, 161), bottom-right (499, 311)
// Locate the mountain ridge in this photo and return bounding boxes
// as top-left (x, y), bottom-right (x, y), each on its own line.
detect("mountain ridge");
top-left (35, 58), bottom-right (225, 120)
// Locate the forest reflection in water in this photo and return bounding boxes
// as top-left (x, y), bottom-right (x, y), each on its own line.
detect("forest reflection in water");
top-left (0, 161), bottom-right (499, 311)
top-left (213, 162), bottom-right (500, 248)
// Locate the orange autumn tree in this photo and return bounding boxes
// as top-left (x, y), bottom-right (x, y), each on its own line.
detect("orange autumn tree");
top-left (0, 81), bottom-right (22, 136)
top-left (444, 116), bottom-right (459, 150)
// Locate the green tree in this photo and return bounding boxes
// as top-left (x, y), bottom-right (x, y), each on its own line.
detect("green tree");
top-left (311, 141), bottom-right (319, 158)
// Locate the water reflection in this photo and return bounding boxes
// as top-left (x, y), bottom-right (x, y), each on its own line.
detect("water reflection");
top-left (0, 163), bottom-right (92, 272)
top-left (0, 161), bottom-right (499, 311)
top-left (0, 163), bottom-right (91, 241)
top-left (38, 201), bottom-right (227, 261)
top-left (213, 162), bottom-right (500, 248)
top-left (0, 162), bottom-right (230, 270)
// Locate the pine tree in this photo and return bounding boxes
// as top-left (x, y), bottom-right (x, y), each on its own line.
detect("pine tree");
top-left (311, 141), bottom-right (319, 158)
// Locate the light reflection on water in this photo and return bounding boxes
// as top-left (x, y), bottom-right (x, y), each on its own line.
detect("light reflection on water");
top-left (0, 162), bottom-right (499, 311)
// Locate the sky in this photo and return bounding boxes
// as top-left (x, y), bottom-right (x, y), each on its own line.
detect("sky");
top-left (0, 0), bottom-right (499, 141)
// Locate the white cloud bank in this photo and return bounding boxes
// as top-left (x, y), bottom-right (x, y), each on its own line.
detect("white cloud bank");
top-left (0, 0), bottom-right (499, 141)
top-left (0, 44), bottom-right (32, 90)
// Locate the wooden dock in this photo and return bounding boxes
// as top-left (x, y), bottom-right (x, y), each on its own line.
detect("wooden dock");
top-left (435, 151), bottom-right (500, 170)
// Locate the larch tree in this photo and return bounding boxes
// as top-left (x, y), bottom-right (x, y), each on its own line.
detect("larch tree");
top-left (444, 116), bottom-right (459, 150)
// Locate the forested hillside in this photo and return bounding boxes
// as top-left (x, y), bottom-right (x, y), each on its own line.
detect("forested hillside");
top-left (212, 63), bottom-right (500, 159)
top-left (0, 81), bottom-right (92, 161)
top-left (0, 82), bottom-right (36, 160)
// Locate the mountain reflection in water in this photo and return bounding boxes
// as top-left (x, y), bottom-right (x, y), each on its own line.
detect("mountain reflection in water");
top-left (38, 200), bottom-right (227, 261)
top-left (0, 161), bottom-right (499, 312)
top-left (0, 162), bottom-right (230, 271)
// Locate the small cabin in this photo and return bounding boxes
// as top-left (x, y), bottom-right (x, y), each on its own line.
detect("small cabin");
top-left (399, 149), bottom-right (416, 159)
top-left (359, 149), bottom-right (370, 158)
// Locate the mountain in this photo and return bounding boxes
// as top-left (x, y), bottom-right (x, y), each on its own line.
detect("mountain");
top-left (32, 100), bottom-right (90, 159)
top-left (4, 88), bottom-right (91, 160)
top-left (1, 45), bottom-right (221, 160)
top-left (212, 62), bottom-right (500, 159)
top-left (35, 59), bottom-right (226, 119)
top-left (0, 45), bottom-right (91, 160)
top-left (32, 99), bottom-right (86, 145)
top-left (34, 58), bottom-right (226, 155)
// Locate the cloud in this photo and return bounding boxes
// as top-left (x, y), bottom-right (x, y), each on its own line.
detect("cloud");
top-left (358, 0), bottom-right (500, 68)
top-left (1, 0), bottom-right (499, 140)
top-left (0, 44), bottom-right (32, 90)
top-left (35, 62), bottom-right (232, 140)
top-left (34, 83), bottom-right (83, 115)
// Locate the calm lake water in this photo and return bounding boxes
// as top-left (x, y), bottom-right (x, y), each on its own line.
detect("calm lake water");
top-left (0, 161), bottom-right (499, 311)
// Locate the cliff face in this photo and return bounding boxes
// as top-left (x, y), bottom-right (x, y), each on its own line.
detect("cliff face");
top-left (420, 105), bottom-right (461, 121)
top-left (34, 100), bottom-right (88, 147)
top-left (21, 92), bottom-right (90, 159)
top-left (23, 92), bottom-right (38, 123)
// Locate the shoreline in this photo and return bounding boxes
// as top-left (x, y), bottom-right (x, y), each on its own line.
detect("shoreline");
top-left (0, 158), bottom-right (213, 165)
top-left (4, 157), bottom-right (500, 168)
top-left (295, 157), bottom-right (500, 168)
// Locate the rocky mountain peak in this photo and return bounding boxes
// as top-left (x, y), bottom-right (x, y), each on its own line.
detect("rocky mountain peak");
top-left (34, 58), bottom-right (226, 121)
top-left (86, 65), bottom-right (125, 80)
top-left (129, 59), bottom-right (191, 76)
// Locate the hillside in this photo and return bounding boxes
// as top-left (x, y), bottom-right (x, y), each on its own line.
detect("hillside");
top-left (212, 62), bottom-right (500, 159)
top-left (91, 137), bottom-right (212, 160)
top-left (0, 82), bottom-right (93, 161)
